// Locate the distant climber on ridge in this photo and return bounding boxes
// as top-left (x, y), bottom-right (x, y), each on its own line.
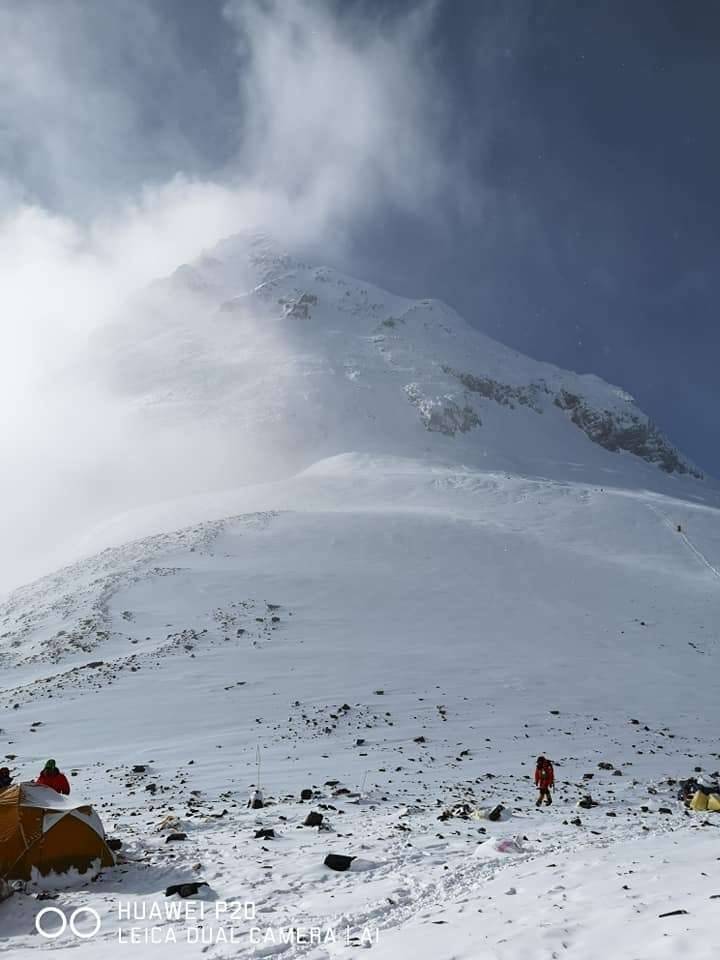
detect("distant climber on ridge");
top-left (0, 767), bottom-right (12, 791)
top-left (534, 755), bottom-right (554, 807)
top-left (36, 759), bottom-right (71, 795)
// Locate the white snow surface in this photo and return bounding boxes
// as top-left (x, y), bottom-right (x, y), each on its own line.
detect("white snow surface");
top-left (1, 236), bottom-right (719, 957)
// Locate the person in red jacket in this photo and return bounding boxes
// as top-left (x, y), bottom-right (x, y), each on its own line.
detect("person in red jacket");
top-left (534, 755), bottom-right (554, 807)
top-left (36, 759), bottom-right (70, 795)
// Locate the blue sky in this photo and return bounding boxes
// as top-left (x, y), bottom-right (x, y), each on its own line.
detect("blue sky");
top-left (1, 0), bottom-right (717, 475)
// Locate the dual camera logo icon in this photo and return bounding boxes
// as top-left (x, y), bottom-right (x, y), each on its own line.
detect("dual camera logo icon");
top-left (35, 906), bottom-right (102, 940)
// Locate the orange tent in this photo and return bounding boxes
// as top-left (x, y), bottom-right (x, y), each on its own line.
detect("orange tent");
top-left (0, 783), bottom-right (115, 882)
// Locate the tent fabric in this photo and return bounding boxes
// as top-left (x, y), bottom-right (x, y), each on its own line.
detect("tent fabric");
top-left (0, 783), bottom-right (114, 881)
top-left (690, 790), bottom-right (709, 811)
top-left (7, 783), bottom-right (80, 811)
top-left (42, 808), bottom-right (105, 838)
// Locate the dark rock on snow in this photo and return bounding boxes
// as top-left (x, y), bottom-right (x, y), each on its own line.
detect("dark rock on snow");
top-left (324, 854), bottom-right (355, 872)
top-left (165, 882), bottom-right (209, 898)
top-left (254, 828), bottom-right (276, 840)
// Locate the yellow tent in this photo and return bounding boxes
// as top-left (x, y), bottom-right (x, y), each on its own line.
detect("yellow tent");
top-left (0, 783), bottom-right (115, 882)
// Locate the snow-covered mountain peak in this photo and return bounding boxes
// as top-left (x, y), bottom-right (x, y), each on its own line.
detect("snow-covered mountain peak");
top-left (96, 231), bottom-right (706, 496)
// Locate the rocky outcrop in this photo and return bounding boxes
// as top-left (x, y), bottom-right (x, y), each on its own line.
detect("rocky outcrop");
top-left (280, 292), bottom-right (318, 320)
top-left (553, 390), bottom-right (702, 477)
top-left (440, 366), bottom-right (701, 478)
top-left (404, 384), bottom-right (481, 436)
top-left (442, 366), bottom-right (546, 412)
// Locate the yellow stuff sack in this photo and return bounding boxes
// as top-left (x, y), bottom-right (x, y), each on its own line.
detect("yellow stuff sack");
top-left (691, 790), bottom-right (709, 811)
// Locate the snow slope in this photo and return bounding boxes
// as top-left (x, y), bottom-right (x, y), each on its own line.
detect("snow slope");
top-left (2, 456), bottom-right (720, 958)
top-left (1, 237), bottom-right (719, 957)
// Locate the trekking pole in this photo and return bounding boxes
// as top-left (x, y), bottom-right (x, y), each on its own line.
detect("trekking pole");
top-left (256, 745), bottom-right (262, 792)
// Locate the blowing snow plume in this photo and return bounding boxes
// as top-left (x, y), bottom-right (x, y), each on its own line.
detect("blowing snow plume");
top-left (0, 0), bottom-right (456, 593)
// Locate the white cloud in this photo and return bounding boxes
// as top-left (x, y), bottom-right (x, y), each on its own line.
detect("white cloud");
top-left (0, 0), bottom-right (459, 591)
top-left (225, 0), bottom-right (451, 234)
